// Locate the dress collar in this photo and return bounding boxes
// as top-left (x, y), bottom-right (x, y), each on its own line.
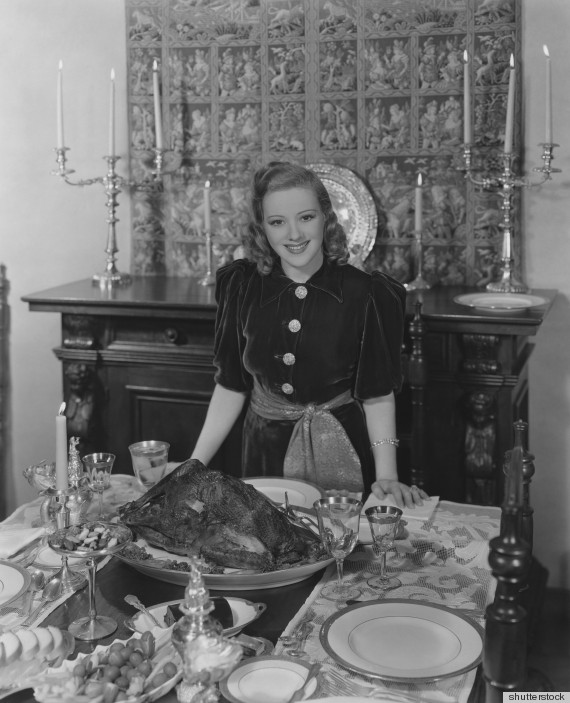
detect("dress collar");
top-left (260, 259), bottom-right (344, 307)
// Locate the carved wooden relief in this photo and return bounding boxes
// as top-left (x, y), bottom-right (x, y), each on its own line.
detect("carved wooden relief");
top-left (125, 0), bottom-right (520, 286)
top-left (464, 389), bottom-right (497, 504)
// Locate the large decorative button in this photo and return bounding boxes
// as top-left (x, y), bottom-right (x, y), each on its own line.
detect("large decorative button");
top-left (288, 319), bottom-right (301, 333)
top-left (295, 286), bottom-right (308, 299)
top-left (281, 383), bottom-right (294, 395)
top-left (283, 353), bottom-right (295, 366)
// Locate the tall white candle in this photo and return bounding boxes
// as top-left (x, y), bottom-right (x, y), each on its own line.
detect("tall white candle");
top-left (463, 50), bottom-right (472, 144)
top-left (204, 180), bottom-right (211, 233)
top-left (57, 60), bottom-right (64, 149)
top-left (152, 59), bottom-right (163, 149)
top-left (415, 173), bottom-right (423, 233)
top-left (504, 54), bottom-right (515, 155)
top-left (544, 45), bottom-right (552, 143)
top-left (109, 68), bottom-right (116, 157)
top-left (55, 402), bottom-right (68, 491)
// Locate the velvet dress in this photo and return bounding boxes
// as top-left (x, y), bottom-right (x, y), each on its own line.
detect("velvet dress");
top-left (213, 258), bottom-right (406, 494)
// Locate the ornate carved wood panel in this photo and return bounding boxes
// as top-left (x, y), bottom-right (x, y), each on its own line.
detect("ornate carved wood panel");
top-left (125, 0), bottom-right (521, 286)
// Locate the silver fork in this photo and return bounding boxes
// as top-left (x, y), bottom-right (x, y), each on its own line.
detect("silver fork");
top-left (325, 668), bottom-right (419, 702)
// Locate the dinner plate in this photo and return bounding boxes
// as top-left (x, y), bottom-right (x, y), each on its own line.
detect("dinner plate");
top-left (320, 599), bottom-right (484, 682)
top-left (305, 163), bottom-right (378, 265)
top-left (220, 656), bottom-right (318, 703)
top-left (125, 597), bottom-right (266, 636)
top-left (118, 539), bottom-right (334, 590)
top-left (244, 477), bottom-right (325, 508)
top-left (453, 292), bottom-right (548, 311)
top-left (0, 560), bottom-right (31, 608)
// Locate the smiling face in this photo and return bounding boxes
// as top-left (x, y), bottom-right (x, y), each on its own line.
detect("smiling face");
top-left (262, 187), bottom-right (325, 282)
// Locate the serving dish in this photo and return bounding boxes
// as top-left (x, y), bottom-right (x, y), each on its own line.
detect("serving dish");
top-left (453, 292), bottom-right (548, 312)
top-left (320, 599), bottom-right (483, 682)
top-left (244, 477), bottom-right (325, 508)
top-left (305, 163), bottom-right (378, 265)
top-left (219, 656), bottom-right (318, 703)
top-left (0, 560), bottom-right (31, 608)
top-left (125, 597), bottom-right (266, 637)
top-left (118, 539), bottom-right (334, 590)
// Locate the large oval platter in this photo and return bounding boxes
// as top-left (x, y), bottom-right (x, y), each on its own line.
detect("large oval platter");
top-left (117, 538), bottom-right (333, 590)
top-left (305, 162), bottom-right (378, 265)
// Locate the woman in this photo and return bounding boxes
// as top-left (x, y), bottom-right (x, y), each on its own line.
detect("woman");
top-left (191, 162), bottom-right (428, 508)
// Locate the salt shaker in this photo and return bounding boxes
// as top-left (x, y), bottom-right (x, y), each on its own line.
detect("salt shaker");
top-left (172, 560), bottom-right (242, 702)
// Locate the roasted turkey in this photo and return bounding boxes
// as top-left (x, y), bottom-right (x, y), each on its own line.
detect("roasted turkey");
top-left (118, 459), bottom-right (325, 571)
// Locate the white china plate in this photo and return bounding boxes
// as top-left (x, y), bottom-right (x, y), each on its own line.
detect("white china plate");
top-left (33, 545), bottom-right (87, 569)
top-left (220, 656), bottom-right (318, 703)
top-left (125, 597), bottom-right (266, 636)
top-left (320, 599), bottom-right (483, 682)
top-left (454, 293), bottom-right (548, 311)
top-left (244, 477), bottom-right (325, 508)
top-left (0, 560), bottom-right (31, 607)
top-left (118, 538), bottom-right (334, 590)
top-left (306, 163), bottom-right (378, 265)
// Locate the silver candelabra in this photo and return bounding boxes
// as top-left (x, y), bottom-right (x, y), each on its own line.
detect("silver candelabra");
top-left (463, 142), bottom-right (560, 294)
top-left (52, 147), bottom-right (168, 286)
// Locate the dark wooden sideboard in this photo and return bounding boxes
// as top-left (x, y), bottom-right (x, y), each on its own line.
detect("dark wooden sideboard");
top-left (22, 278), bottom-right (555, 506)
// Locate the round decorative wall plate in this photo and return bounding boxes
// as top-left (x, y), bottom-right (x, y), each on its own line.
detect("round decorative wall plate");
top-left (306, 163), bottom-right (378, 265)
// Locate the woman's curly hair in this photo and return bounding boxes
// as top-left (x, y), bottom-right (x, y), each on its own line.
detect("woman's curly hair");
top-left (243, 161), bottom-right (349, 275)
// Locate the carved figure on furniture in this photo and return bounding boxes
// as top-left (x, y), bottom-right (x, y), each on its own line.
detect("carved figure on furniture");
top-left (464, 390), bottom-right (497, 504)
top-left (64, 362), bottom-right (98, 456)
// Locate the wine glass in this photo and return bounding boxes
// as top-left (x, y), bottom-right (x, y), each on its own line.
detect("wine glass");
top-left (314, 496), bottom-right (362, 602)
top-left (365, 505), bottom-right (402, 591)
top-left (83, 453), bottom-right (115, 519)
top-left (48, 521), bottom-right (132, 640)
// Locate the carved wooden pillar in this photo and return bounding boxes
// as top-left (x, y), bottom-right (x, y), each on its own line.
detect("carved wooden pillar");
top-left (503, 420), bottom-right (535, 547)
top-left (483, 445), bottom-right (531, 701)
top-left (407, 301), bottom-right (428, 489)
top-left (461, 333), bottom-right (501, 504)
top-left (57, 314), bottom-right (103, 457)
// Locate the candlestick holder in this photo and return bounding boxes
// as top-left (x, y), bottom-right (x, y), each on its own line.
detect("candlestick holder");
top-left (405, 229), bottom-right (431, 291)
top-left (199, 230), bottom-right (216, 286)
top-left (462, 143), bottom-right (560, 293)
top-left (52, 146), bottom-right (170, 286)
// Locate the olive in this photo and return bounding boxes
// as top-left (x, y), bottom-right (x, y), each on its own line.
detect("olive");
top-left (115, 676), bottom-right (129, 690)
top-left (137, 660), bottom-right (152, 677)
top-left (163, 662), bottom-right (178, 678)
top-left (150, 672), bottom-right (169, 688)
top-left (129, 651), bottom-right (144, 667)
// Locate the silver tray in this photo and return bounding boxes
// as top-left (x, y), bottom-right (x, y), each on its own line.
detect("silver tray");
top-left (306, 163), bottom-right (377, 265)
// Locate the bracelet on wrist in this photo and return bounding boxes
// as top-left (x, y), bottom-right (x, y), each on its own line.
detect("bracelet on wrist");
top-left (370, 437), bottom-right (400, 449)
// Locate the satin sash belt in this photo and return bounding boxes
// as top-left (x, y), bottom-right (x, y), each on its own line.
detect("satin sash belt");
top-left (249, 382), bottom-right (364, 493)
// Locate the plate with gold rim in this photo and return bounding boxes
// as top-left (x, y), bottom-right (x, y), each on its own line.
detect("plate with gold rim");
top-left (320, 599), bottom-right (483, 682)
top-left (453, 293), bottom-right (548, 311)
top-left (306, 163), bottom-right (378, 265)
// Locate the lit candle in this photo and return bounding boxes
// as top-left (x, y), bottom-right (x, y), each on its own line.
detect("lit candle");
top-left (415, 173), bottom-right (423, 233)
top-left (463, 50), bottom-right (472, 144)
top-left (544, 45), bottom-right (552, 143)
top-left (108, 68), bottom-right (116, 157)
top-left (57, 60), bottom-right (64, 149)
top-left (204, 180), bottom-right (211, 234)
top-left (504, 54), bottom-right (515, 155)
top-left (152, 59), bottom-right (163, 150)
top-left (55, 402), bottom-right (68, 491)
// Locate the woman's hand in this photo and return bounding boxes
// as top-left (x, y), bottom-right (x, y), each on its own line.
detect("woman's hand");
top-left (371, 479), bottom-right (429, 509)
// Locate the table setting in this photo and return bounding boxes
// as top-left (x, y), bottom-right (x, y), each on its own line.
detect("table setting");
top-left (0, 439), bottom-right (500, 703)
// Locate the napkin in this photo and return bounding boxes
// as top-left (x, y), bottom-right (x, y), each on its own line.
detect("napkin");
top-left (0, 526), bottom-right (44, 559)
top-left (362, 493), bottom-right (439, 522)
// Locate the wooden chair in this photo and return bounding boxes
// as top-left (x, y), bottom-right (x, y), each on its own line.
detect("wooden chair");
top-left (469, 422), bottom-right (553, 702)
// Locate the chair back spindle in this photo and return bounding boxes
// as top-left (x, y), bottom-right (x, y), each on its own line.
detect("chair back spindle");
top-left (483, 443), bottom-right (531, 701)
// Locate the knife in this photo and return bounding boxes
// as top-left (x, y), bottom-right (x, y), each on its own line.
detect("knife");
top-left (288, 662), bottom-right (321, 702)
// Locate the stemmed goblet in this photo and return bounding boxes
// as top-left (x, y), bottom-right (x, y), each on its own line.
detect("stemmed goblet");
top-left (48, 521), bottom-right (132, 640)
top-left (83, 453), bottom-right (115, 519)
top-left (366, 505), bottom-right (402, 591)
top-left (314, 496), bottom-right (362, 602)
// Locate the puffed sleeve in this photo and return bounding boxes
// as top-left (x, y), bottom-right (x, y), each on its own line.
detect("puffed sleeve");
top-left (354, 271), bottom-right (406, 400)
top-left (212, 259), bottom-right (254, 392)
